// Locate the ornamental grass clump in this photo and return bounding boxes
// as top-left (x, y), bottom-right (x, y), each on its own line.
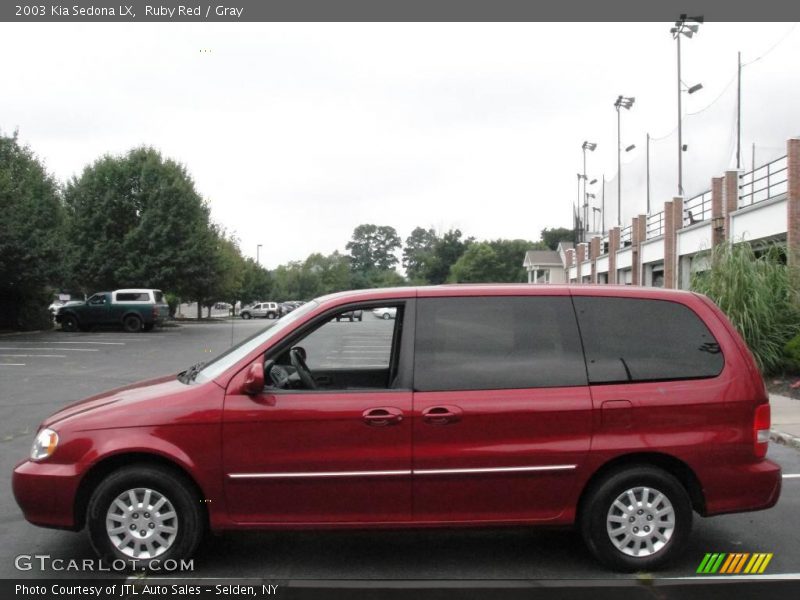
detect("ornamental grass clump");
top-left (690, 242), bottom-right (800, 374)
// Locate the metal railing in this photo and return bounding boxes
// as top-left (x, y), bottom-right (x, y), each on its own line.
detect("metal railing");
top-left (619, 225), bottom-right (632, 248)
top-left (739, 155), bottom-right (788, 207)
top-left (683, 189), bottom-right (712, 226)
top-left (646, 211), bottom-right (664, 239)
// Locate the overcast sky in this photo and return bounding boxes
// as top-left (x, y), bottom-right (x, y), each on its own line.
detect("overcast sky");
top-left (1, 22), bottom-right (798, 267)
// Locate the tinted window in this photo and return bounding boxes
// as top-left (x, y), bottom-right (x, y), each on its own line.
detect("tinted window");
top-left (153, 291), bottom-right (164, 303)
top-left (573, 296), bottom-right (724, 384)
top-left (414, 296), bottom-right (587, 392)
top-left (116, 292), bottom-right (150, 301)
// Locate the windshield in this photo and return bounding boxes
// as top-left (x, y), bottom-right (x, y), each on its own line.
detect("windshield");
top-left (192, 300), bottom-right (319, 383)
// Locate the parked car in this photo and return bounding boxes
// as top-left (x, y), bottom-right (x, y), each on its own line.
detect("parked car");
top-left (54, 289), bottom-right (168, 333)
top-left (13, 285), bottom-right (780, 572)
top-left (372, 306), bottom-right (396, 320)
top-left (240, 302), bottom-right (279, 319)
top-left (336, 309), bottom-right (362, 322)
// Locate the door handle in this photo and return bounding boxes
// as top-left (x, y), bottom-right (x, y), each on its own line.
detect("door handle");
top-left (362, 407), bottom-right (403, 426)
top-left (422, 405), bottom-right (463, 425)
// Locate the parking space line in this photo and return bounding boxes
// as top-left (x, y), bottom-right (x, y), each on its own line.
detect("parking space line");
top-left (0, 347), bottom-right (99, 352)
top-left (7, 341), bottom-right (125, 345)
top-left (0, 363), bottom-right (25, 366)
top-left (0, 354), bottom-right (67, 358)
top-left (783, 474), bottom-right (800, 479)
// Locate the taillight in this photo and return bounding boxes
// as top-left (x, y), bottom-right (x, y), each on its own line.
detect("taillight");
top-left (152, 306), bottom-right (159, 316)
top-left (754, 403), bottom-right (771, 458)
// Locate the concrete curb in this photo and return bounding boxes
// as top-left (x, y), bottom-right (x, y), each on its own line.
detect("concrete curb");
top-left (770, 429), bottom-right (800, 451)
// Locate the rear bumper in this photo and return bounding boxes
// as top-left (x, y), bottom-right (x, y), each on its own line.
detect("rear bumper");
top-left (12, 459), bottom-right (81, 530)
top-left (703, 458), bottom-right (782, 516)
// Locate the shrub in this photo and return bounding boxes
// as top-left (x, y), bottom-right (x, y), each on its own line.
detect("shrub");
top-left (691, 242), bottom-right (800, 374)
top-left (784, 333), bottom-right (800, 374)
top-left (165, 293), bottom-right (180, 318)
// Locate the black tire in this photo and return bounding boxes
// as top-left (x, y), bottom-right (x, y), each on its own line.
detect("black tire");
top-left (123, 315), bottom-right (143, 333)
top-left (357, 315), bottom-right (362, 322)
top-left (580, 466), bottom-right (692, 572)
top-left (241, 312), bottom-right (251, 320)
top-left (61, 315), bottom-right (78, 332)
top-left (348, 315), bottom-right (354, 322)
top-left (86, 465), bottom-right (205, 570)
top-left (382, 313), bottom-right (390, 320)
top-left (336, 317), bottom-right (341, 322)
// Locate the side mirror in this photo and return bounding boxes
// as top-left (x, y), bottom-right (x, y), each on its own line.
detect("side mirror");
top-left (242, 361), bottom-right (265, 395)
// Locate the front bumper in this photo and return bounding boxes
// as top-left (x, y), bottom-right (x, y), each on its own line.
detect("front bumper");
top-left (13, 459), bottom-right (82, 530)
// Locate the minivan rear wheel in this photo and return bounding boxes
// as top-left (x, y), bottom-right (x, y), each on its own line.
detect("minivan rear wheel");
top-left (86, 465), bottom-right (204, 570)
top-left (580, 466), bottom-right (692, 572)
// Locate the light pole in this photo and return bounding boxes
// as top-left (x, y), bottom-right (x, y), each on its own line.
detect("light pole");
top-left (671, 14), bottom-right (703, 196)
top-left (581, 141), bottom-right (597, 241)
top-left (614, 95), bottom-right (635, 226)
top-left (256, 244), bottom-right (263, 266)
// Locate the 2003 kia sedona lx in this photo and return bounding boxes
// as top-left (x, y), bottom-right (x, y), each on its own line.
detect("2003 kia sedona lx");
top-left (13, 285), bottom-right (781, 571)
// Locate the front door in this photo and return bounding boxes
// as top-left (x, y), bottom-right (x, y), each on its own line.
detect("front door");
top-left (411, 294), bottom-right (593, 523)
top-left (222, 301), bottom-right (413, 524)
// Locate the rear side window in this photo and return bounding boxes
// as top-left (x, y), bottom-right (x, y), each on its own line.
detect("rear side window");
top-left (573, 296), bottom-right (724, 384)
top-left (414, 296), bottom-right (587, 392)
top-left (116, 292), bottom-right (150, 302)
top-left (153, 291), bottom-right (164, 303)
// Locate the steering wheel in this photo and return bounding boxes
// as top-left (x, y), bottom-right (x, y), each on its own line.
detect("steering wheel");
top-left (290, 347), bottom-right (316, 389)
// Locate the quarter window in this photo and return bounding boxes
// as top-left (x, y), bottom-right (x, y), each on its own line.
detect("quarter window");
top-left (414, 296), bottom-right (587, 392)
top-left (573, 296), bottom-right (724, 384)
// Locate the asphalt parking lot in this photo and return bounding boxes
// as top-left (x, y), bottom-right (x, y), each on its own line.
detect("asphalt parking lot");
top-left (1, 318), bottom-right (799, 584)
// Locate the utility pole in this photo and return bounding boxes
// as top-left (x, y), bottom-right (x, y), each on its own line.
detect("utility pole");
top-left (737, 51), bottom-right (742, 170)
top-left (646, 133), bottom-right (651, 214)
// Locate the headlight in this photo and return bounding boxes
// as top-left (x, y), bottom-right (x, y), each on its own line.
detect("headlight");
top-left (31, 428), bottom-right (59, 461)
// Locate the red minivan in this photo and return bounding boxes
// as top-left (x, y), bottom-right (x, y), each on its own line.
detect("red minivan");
top-left (13, 285), bottom-right (781, 571)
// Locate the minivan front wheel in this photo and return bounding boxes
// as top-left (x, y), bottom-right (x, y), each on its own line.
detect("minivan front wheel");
top-left (580, 466), bottom-right (692, 571)
top-left (86, 465), bottom-right (204, 569)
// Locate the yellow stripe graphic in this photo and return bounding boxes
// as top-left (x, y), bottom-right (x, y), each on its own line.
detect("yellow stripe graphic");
top-left (758, 554), bottom-right (773, 573)
top-left (744, 554), bottom-right (759, 574)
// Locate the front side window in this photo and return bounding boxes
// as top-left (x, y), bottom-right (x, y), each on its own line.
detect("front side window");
top-left (573, 296), bottom-right (724, 384)
top-left (88, 294), bottom-right (106, 305)
top-left (414, 296), bottom-right (586, 392)
top-left (265, 304), bottom-right (405, 391)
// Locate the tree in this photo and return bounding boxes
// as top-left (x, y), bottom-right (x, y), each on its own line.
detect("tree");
top-left (403, 227), bottom-right (438, 282)
top-left (198, 231), bottom-right (246, 318)
top-left (540, 227), bottom-right (574, 251)
top-left (448, 239), bottom-right (538, 283)
top-left (346, 224), bottom-right (401, 272)
top-left (238, 258), bottom-right (273, 306)
top-left (63, 147), bottom-right (218, 299)
top-left (0, 132), bottom-right (65, 329)
top-left (423, 229), bottom-right (473, 284)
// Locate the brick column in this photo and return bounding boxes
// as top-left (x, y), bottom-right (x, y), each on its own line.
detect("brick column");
top-left (631, 214), bottom-right (646, 286)
top-left (723, 170), bottom-right (740, 241)
top-left (608, 227), bottom-right (620, 284)
top-left (576, 243), bottom-right (586, 282)
top-left (711, 176), bottom-right (724, 246)
top-left (590, 236), bottom-right (601, 283)
top-left (663, 197), bottom-right (683, 289)
top-left (788, 138), bottom-right (800, 266)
